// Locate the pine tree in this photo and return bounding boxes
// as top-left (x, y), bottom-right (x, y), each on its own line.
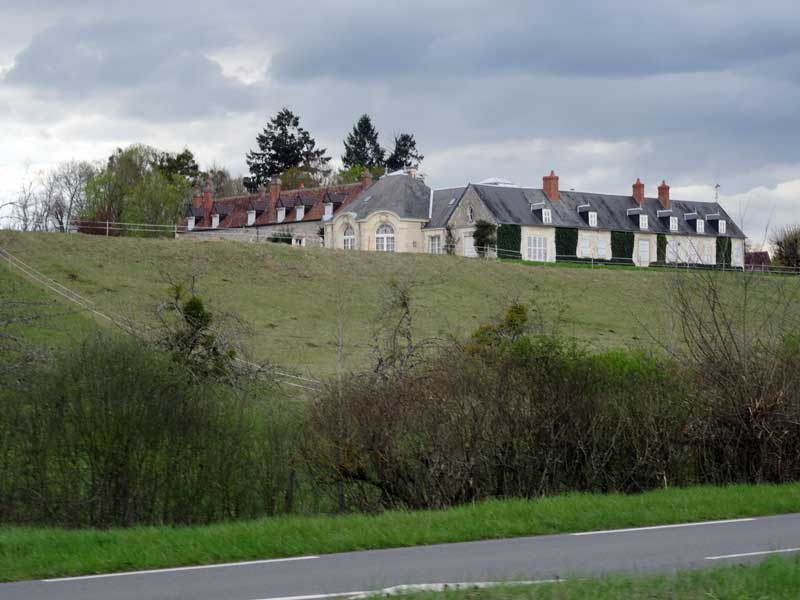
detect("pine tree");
top-left (342, 114), bottom-right (385, 168)
top-left (245, 108), bottom-right (331, 191)
top-left (385, 133), bottom-right (424, 172)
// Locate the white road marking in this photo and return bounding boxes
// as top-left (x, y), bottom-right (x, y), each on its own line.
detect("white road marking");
top-left (706, 547), bottom-right (800, 560)
top-left (571, 517), bottom-right (755, 536)
top-left (251, 580), bottom-right (563, 600)
top-left (42, 556), bottom-right (318, 582)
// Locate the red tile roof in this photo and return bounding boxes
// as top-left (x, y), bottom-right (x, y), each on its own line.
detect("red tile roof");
top-left (183, 181), bottom-right (365, 230)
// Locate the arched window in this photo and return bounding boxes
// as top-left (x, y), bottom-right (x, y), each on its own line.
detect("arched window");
top-left (343, 225), bottom-right (355, 250)
top-left (376, 223), bottom-right (395, 252)
top-left (467, 206), bottom-right (474, 223)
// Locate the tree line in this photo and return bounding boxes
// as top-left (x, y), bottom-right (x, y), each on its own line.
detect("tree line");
top-left (4, 109), bottom-right (423, 231)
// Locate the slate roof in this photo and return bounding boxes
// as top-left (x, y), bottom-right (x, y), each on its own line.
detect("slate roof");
top-left (426, 187), bottom-right (466, 229)
top-left (347, 173), bottom-right (431, 221)
top-left (181, 182), bottom-right (364, 230)
top-left (470, 184), bottom-right (745, 239)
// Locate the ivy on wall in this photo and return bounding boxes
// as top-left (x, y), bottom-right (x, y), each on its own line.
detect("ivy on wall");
top-left (555, 228), bottom-right (578, 260)
top-left (657, 234), bottom-right (667, 263)
top-left (611, 231), bottom-right (634, 264)
top-left (716, 237), bottom-right (732, 266)
top-left (497, 224), bottom-right (522, 259)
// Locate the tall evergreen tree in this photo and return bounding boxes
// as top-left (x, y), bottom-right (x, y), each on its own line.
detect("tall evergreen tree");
top-left (245, 108), bottom-right (331, 191)
top-left (385, 133), bottom-right (424, 172)
top-left (342, 114), bottom-right (385, 168)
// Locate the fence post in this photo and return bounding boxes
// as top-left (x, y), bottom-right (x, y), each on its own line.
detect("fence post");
top-left (105, 220), bottom-right (109, 236)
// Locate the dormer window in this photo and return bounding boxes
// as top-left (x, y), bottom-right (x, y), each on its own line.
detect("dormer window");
top-left (718, 220), bottom-right (727, 234)
top-left (296, 205), bottom-right (305, 221)
top-left (696, 219), bottom-right (705, 234)
top-left (542, 208), bottom-right (552, 225)
top-left (247, 210), bottom-right (256, 226)
top-left (588, 211), bottom-right (598, 227)
top-left (639, 214), bottom-right (648, 230)
top-left (670, 216), bottom-right (678, 232)
top-left (324, 203), bottom-right (333, 219)
top-left (187, 216), bottom-right (195, 231)
top-left (277, 207), bottom-right (285, 223)
top-left (211, 214), bottom-right (219, 229)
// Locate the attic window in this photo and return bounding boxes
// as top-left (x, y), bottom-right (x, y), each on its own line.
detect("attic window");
top-left (296, 205), bottom-right (305, 221)
top-left (277, 207), bottom-right (286, 223)
top-left (670, 216), bottom-right (678, 232)
top-left (467, 206), bottom-right (474, 223)
top-left (639, 214), bottom-right (648, 231)
top-left (362, 195), bottom-right (372, 203)
top-left (247, 209), bottom-right (256, 226)
top-left (588, 211), bottom-right (598, 227)
top-left (448, 197), bottom-right (456, 205)
top-left (696, 219), bottom-right (705, 234)
top-left (719, 220), bottom-right (727, 234)
top-left (187, 216), bottom-right (195, 231)
top-left (542, 208), bottom-right (552, 225)
top-left (324, 203), bottom-right (333, 219)
top-left (211, 214), bottom-right (219, 229)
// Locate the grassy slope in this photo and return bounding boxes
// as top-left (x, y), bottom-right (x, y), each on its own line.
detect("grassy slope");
top-left (401, 555), bottom-right (800, 599)
top-left (0, 230), bottom-right (725, 375)
top-left (1, 483), bottom-right (799, 582)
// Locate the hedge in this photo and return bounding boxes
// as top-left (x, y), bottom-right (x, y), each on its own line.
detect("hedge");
top-left (497, 224), bottom-right (522, 259)
top-left (657, 234), bottom-right (667, 263)
top-left (611, 231), bottom-right (635, 264)
top-left (716, 237), bottom-right (732, 267)
top-left (555, 228), bottom-right (578, 260)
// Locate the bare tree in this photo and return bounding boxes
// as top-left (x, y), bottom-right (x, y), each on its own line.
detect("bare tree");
top-left (42, 161), bottom-right (97, 232)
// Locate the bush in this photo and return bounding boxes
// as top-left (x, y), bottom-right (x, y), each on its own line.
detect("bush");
top-left (496, 224), bottom-right (521, 259)
top-left (0, 334), bottom-right (305, 527)
top-left (611, 231), bottom-right (634, 263)
top-left (555, 227), bottom-right (578, 260)
top-left (473, 220), bottom-right (497, 257)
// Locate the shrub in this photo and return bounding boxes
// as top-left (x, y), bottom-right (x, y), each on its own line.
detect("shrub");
top-left (657, 234), bottom-right (667, 263)
top-left (472, 220), bottom-right (497, 257)
top-left (555, 228), bottom-right (578, 260)
top-left (611, 231), bottom-right (634, 264)
top-left (771, 225), bottom-right (800, 268)
top-left (496, 224), bottom-right (521, 260)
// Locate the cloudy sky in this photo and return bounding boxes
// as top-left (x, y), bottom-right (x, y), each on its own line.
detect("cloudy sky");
top-left (1, 0), bottom-right (798, 243)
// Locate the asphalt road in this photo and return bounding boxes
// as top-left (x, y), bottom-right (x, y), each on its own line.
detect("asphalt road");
top-left (3, 513), bottom-right (799, 600)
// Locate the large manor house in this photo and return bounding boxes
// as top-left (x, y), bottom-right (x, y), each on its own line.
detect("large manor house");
top-left (180, 168), bottom-right (746, 268)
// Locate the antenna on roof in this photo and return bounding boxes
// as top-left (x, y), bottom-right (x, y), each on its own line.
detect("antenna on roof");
top-left (714, 183), bottom-right (720, 201)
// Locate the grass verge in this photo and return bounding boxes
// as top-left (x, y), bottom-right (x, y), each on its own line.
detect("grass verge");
top-left (2, 482), bottom-right (799, 582)
top-left (397, 554), bottom-right (800, 599)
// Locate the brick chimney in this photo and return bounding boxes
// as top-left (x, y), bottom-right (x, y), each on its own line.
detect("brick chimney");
top-left (202, 183), bottom-right (214, 225)
top-left (192, 188), bottom-right (204, 209)
top-left (269, 177), bottom-right (282, 205)
top-left (658, 180), bottom-right (670, 209)
top-left (362, 169), bottom-right (373, 189)
top-left (632, 178), bottom-right (645, 206)
top-left (543, 170), bottom-right (559, 201)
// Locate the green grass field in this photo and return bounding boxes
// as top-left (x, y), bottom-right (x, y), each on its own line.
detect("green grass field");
top-left (0, 230), bottom-right (769, 375)
top-left (1, 483), bottom-right (799, 582)
top-left (399, 555), bottom-right (800, 599)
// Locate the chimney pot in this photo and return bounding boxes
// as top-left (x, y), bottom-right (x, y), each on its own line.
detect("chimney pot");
top-left (658, 180), bottom-right (670, 209)
top-left (543, 170), bottom-right (560, 201)
top-left (632, 178), bottom-right (645, 206)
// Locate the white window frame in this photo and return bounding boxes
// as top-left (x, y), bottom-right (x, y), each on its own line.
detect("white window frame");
top-left (598, 239), bottom-right (608, 259)
top-left (670, 216), bottom-right (678, 232)
top-left (277, 207), bottom-right (285, 223)
top-left (639, 214), bottom-right (649, 230)
top-left (638, 239), bottom-right (650, 265)
top-left (542, 208), bottom-right (552, 225)
top-left (703, 244), bottom-right (712, 264)
top-left (296, 205), bottom-right (305, 221)
top-left (667, 239), bottom-right (677, 262)
top-left (247, 210), bottom-right (256, 226)
top-left (588, 211), bottom-right (598, 227)
top-left (324, 203), bottom-right (333, 219)
top-left (211, 214), bottom-right (219, 229)
top-left (343, 225), bottom-right (355, 250)
top-left (580, 237), bottom-right (590, 258)
top-left (187, 216), bottom-right (195, 231)
top-left (696, 219), bottom-right (705, 234)
top-left (718, 220), bottom-right (727, 234)
top-left (526, 235), bottom-right (547, 262)
top-left (430, 235), bottom-right (441, 255)
top-left (376, 223), bottom-right (395, 252)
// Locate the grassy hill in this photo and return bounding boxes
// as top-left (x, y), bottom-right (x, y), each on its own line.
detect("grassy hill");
top-left (0, 230), bottom-right (742, 375)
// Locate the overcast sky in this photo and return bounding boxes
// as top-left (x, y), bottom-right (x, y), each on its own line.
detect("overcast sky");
top-left (1, 1), bottom-right (799, 244)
